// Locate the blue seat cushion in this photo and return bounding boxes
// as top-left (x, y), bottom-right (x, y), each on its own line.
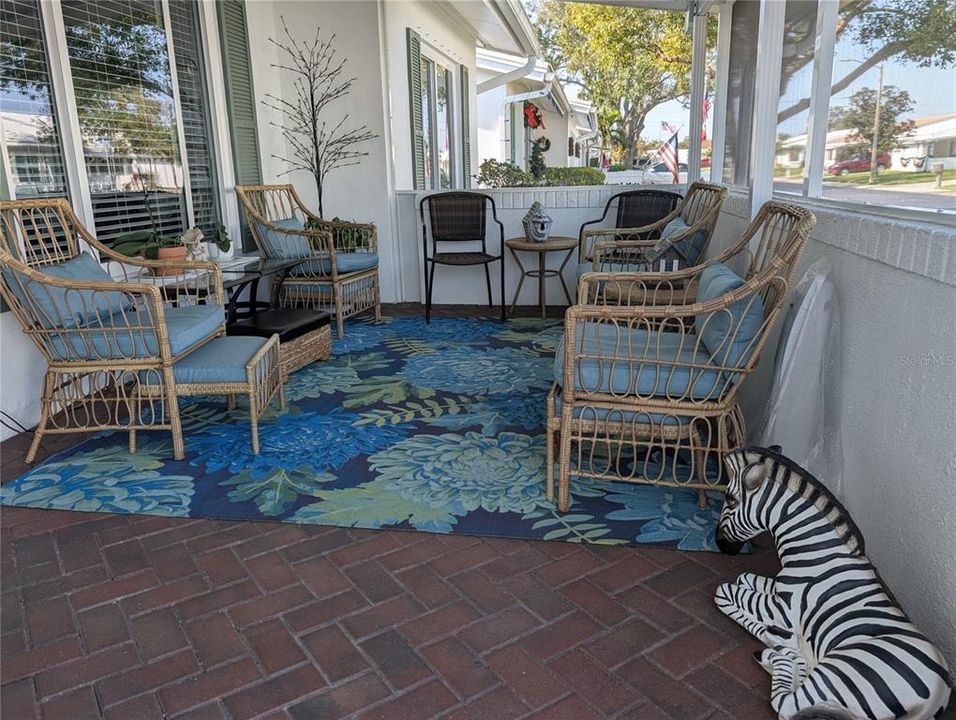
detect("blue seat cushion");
top-left (256, 217), bottom-right (311, 258)
top-left (167, 336), bottom-right (269, 384)
top-left (554, 321), bottom-right (729, 401)
top-left (3, 252), bottom-right (133, 329)
top-left (292, 252), bottom-right (379, 276)
top-left (553, 394), bottom-right (692, 426)
top-left (649, 217), bottom-right (708, 266)
top-left (49, 304), bottom-right (224, 361)
top-left (695, 263), bottom-right (764, 368)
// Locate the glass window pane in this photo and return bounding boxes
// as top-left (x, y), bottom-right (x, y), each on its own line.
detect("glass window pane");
top-left (62, 0), bottom-right (187, 243)
top-left (721, 0), bottom-right (760, 186)
top-left (436, 66), bottom-right (451, 189)
top-left (774, 0), bottom-right (818, 196)
top-left (0, 0), bottom-right (69, 199)
top-left (818, 1), bottom-right (955, 213)
top-left (169, 0), bottom-right (221, 238)
top-left (421, 58), bottom-right (433, 190)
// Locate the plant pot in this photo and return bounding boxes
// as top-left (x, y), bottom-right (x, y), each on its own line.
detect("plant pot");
top-left (206, 242), bottom-right (221, 260)
top-left (155, 245), bottom-right (187, 276)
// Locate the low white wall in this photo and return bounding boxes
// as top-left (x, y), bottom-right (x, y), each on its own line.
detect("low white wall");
top-left (0, 314), bottom-right (46, 441)
top-left (714, 193), bottom-right (956, 667)
top-left (394, 185), bottom-right (678, 306)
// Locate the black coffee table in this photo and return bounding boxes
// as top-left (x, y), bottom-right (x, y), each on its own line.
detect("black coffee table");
top-left (218, 257), bottom-right (304, 325)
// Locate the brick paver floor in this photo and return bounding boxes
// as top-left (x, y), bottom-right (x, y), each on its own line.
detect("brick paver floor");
top-left (4, 307), bottom-right (949, 719)
top-left (1, 429), bottom-right (781, 719)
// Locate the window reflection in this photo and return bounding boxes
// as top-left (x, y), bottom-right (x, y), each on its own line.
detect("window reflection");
top-left (61, 0), bottom-right (187, 241)
top-left (0, 0), bottom-right (69, 199)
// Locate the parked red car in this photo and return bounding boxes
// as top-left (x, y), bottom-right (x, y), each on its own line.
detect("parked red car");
top-left (827, 153), bottom-right (891, 176)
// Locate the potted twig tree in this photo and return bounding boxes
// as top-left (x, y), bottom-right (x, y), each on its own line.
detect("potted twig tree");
top-left (263, 18), bottom-right (378, 218)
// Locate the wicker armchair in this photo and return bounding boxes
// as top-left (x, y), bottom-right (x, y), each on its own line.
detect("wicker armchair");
top-left (577, 188), bottom-right (682, 265)
top-left (0, 198), bottom-right (225, 462)
top-left (235, 184), bottom-right (380, 338)
top-left (581, 195), bottom-right (804, 308)
top-left (548, 201), bottom-right (815, 512)
top-left (583, 182), bottom-right (728, 283)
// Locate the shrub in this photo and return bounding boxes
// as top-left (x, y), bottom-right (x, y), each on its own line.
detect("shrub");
top-left (609, 163), bottom-right (627, 172)
top-left (529, 142), bottom-right (547, 180)
top-left (541, 167), bottom-right (605, 187)
top-left (475, 159), bottom-right (535, 188)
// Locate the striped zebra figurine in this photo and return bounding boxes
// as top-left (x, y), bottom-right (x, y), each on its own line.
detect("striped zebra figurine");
top-left (713, 445), bottom-right (951, 720)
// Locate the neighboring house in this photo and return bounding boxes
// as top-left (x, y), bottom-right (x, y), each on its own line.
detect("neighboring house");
top-left (475, 48), bottom-right (598, 172)
top-left (777, 113), bottom-right (956, 172)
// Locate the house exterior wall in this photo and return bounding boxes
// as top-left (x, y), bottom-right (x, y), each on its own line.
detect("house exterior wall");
top-left (383, 0), bottom-right (478, 192)
top-left (244, 0), bottom-right (480, 306)
top-left (533, 111), bottom-right (570, 169)
top-left (244, 0), bottom-right (397, 297)
top-left (476, 71), bottom-right (508, 166)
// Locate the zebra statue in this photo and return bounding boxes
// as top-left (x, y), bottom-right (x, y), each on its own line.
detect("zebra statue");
top-left (713, 445), bottom-right (951, 720)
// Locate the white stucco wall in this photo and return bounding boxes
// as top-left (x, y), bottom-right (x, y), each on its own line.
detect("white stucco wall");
top-left (0, 315), bottom-right (46, 441)
top-left (245, 0), bottom-right (399, 301)
top-left (383, 0), bottom-right (478, 192)
top-left (476, 73), bottom-right (507, 165)
top-left (712, 193), bottom-right (956, 668)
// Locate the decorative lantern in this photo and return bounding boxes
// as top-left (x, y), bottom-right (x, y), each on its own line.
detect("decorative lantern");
top-left (521, 201), bottom-right (553, 243)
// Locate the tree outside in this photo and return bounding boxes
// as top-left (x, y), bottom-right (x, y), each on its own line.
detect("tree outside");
top-left (531, 0), bottom-right (715, 168)
top-left (836, 85), bottom-right (915, 158)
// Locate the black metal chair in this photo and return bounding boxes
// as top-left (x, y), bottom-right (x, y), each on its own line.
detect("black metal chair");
top-left (420, 192), bottom-right (506, 323)
top-left (578, 189), bottom-right (683, 263)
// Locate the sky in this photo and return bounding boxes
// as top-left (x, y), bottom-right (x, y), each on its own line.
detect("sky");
top-left (626, 10), bottom-right (956, 149)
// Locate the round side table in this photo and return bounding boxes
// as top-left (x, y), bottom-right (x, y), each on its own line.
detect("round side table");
top-left (505, 236), bottom-right (578, 318)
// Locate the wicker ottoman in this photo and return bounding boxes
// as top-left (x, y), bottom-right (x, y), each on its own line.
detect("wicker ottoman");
top-left (144, 334), bottom-right (284, 455)
top-left (228, 309), bottom-right (332, 381)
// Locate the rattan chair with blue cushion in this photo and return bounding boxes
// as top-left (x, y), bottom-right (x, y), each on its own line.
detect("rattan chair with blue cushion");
top-left (548, 201), bottom-right (815, 512)
top-left (0, 198), bottom-right (226, 462)
top-left (579, 182), bottom-right (728, 283)
top-left (236, 184), bottom-right (381, 339)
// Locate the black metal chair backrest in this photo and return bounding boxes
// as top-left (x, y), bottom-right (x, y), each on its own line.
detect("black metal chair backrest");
top-left (613, 189), bottom-right (682, 229)
top-left (421, 192), bottom-right (489, 247)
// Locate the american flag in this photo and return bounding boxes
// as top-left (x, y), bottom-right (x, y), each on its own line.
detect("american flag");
top-left (701, 90), bottom-right (712, 142)
top-left (655, 130), bottom-right (680, 183)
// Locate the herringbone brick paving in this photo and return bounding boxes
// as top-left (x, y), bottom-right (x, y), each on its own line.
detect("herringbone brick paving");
top-left (6, 306), bottom-right (947, 719)
top-left (0, 466), bottom-right (782, 719)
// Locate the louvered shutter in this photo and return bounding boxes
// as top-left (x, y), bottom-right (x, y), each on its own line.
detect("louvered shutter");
top-left (407, 29), bottom-right (425, 191)
top-left (460, 65), bottom-right (471, 188)
top-left (169, 0), bottom-right (221, 238)
top-left (217, 0), bottom-right (262, 250)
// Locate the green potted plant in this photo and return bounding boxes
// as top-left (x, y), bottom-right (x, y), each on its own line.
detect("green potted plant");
top-left (207, 224), bottom-right (231, 259)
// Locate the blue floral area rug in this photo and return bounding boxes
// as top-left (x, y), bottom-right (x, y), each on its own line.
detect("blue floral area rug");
top-left (1, 317), bottom-right (728, 552)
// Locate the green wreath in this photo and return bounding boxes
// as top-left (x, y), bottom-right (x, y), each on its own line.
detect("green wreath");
top-left (535, 136), bottom-right (551, 152)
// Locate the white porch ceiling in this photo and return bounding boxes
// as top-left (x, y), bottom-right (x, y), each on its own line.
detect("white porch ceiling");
top-left (439, 0), bottom-right (540, 57)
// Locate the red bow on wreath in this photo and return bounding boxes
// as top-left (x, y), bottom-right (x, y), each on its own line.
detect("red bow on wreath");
top-left (523, 101), bottom-right (545, 130)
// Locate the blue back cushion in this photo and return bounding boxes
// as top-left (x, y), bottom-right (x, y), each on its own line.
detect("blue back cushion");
top-left (695, 263), bottom-right (764, 368)
top-left (4, 252), bottom-right (131, 329)
top-left (652, 216), bottom-right (708, 266)
top-left (256, 217), bottom-right (311, 258)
